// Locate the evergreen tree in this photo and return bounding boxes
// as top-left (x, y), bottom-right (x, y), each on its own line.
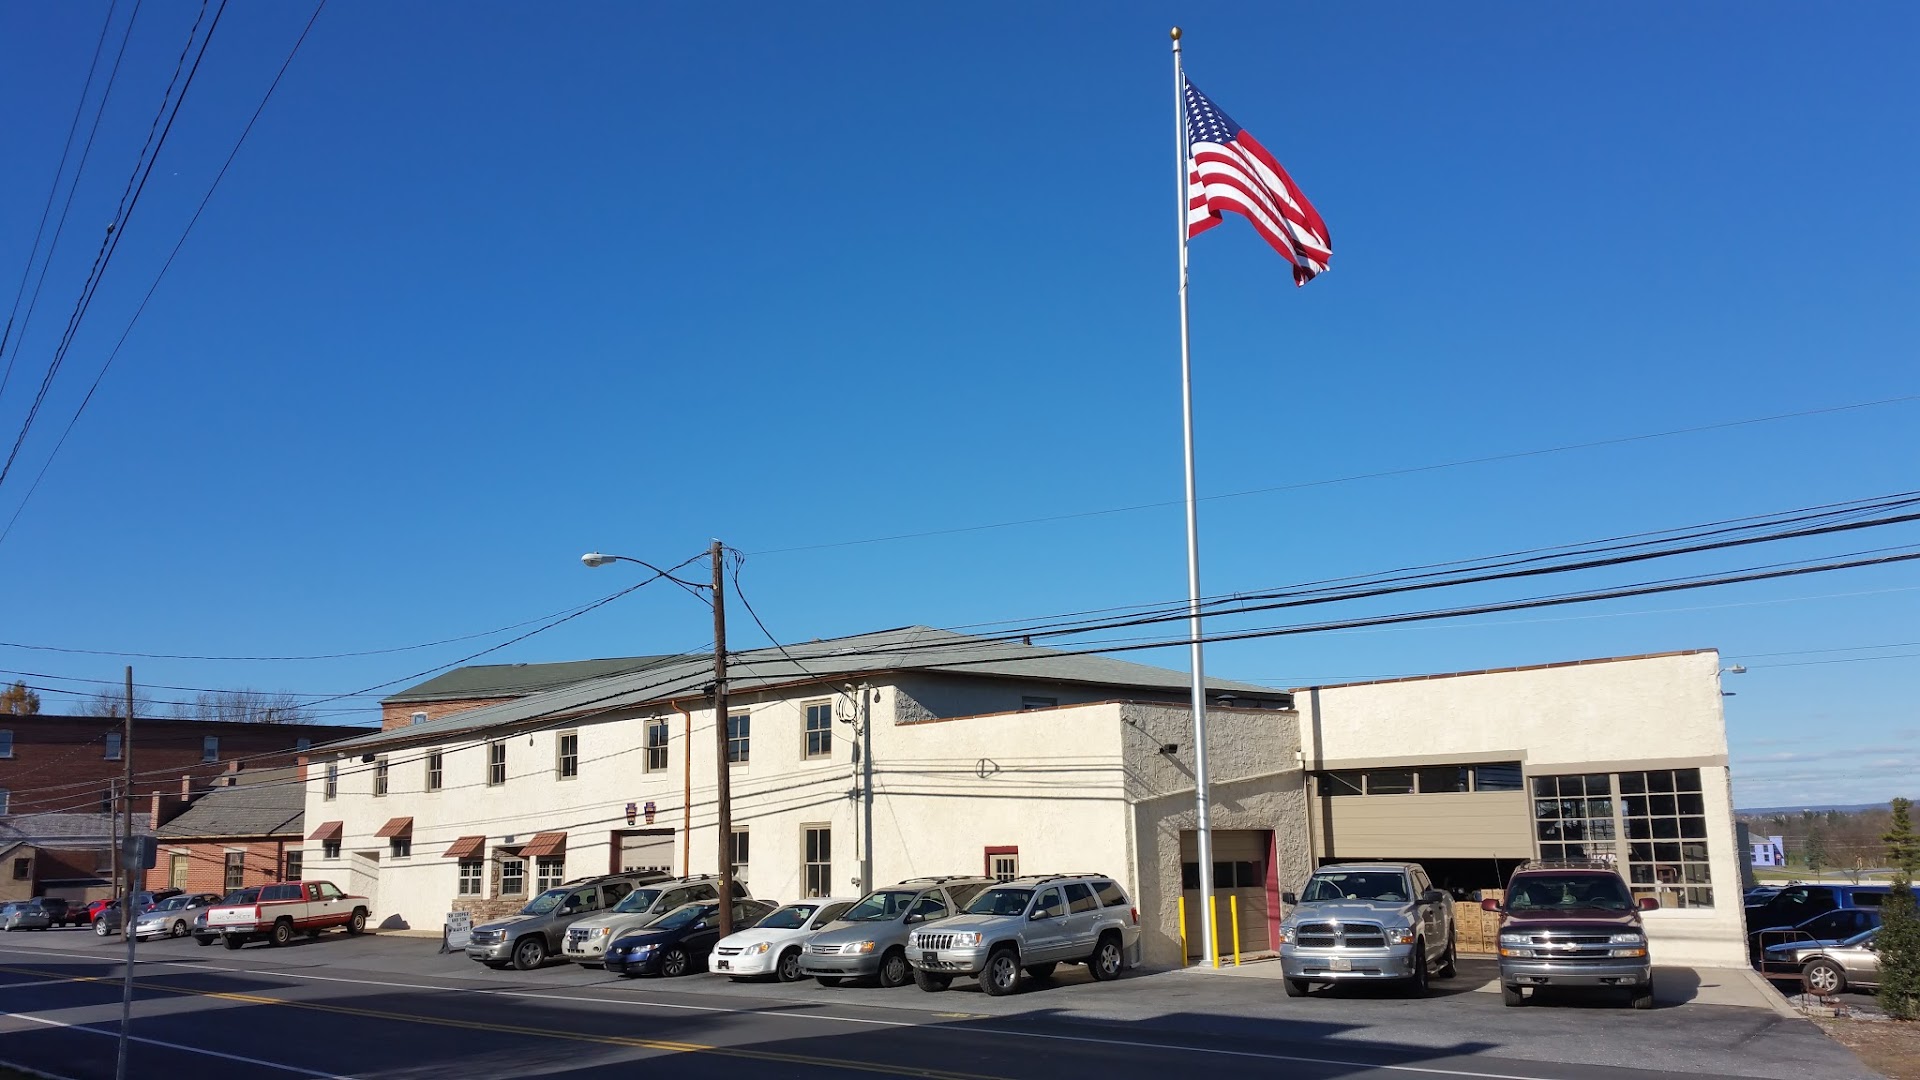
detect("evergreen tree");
top-left (1877, 798), bottom-right (1919, 1019)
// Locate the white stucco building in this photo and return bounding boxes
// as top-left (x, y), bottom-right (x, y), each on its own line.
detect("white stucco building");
top-left (300, 631), bottom-right (1743, 968)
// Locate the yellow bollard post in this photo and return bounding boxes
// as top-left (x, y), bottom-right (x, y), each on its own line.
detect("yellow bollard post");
top-left (1231, 894), bottom-right (1242, 966)
top-left (1178, 896), bottom-right (1188, 967)
top-left (1208, 893), bottom-right (1221, 969)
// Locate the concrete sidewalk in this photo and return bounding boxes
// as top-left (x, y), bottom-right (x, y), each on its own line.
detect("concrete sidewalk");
top-left (1175, 955), bottom-right (1796, 1014)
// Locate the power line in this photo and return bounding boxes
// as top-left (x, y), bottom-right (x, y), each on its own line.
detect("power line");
top-left (0, 0), bottom-right (328, 550)
top-left (744, 394), bottom-right (1920, 556)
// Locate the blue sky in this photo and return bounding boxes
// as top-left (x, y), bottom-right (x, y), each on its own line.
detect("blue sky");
top-left (0, 2), bottom-right (1912, 808)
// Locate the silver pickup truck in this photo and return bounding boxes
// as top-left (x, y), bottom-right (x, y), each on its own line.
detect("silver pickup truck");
top-left (1279, 861), bottom-right (1456, 998)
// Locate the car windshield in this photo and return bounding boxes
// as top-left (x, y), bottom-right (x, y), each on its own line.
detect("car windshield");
top-left (652, 904), bottom-right (712, 931)
top-left (1843, 928), bottom-right (1879, 947)
top-left (1301, 872), bottom-right (1409, 903)
top-left (1507, 875), bottom-right (1633, 912)
top-left (612, 888), bottom-right (663, 914)
top-left (965, 888), bottom-right (1034, 916)
top-left (225, 889), bottom-right (259, 905)
top-left (755, 905), bottom-right (817, 931)
top-left (843, 890), bottom-right (918, 922)
top-left (154, 896), bottom-right (189, 911)
top-left (520, 888), bottom-right (570, 916)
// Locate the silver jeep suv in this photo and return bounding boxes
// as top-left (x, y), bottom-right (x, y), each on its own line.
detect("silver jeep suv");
top-left (907, 874), bottom-right (1142, 996)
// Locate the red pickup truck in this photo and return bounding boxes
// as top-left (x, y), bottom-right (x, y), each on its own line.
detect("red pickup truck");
top-left (204, 880), bottom-right (369, 949)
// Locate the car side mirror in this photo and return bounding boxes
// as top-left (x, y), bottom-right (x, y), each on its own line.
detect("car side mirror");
top-left (1281, 892), bottom-right (1297, 906)
top-left (1480, 898), bottom-right (1504, 913)
top-left (1637, 897), bottom-right (1660, 911)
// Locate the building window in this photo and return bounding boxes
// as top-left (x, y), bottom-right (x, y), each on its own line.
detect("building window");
top-left (1416, 766), bottom-right (1470, 794)
top-left (100, 788), bottom-right (112, 813)
top-left (499, 856), bottom-right (526, 897)
top-left (322, 839), bottom-right (341, 860)
top-left (803, 826), bottom-right (831, 898)
top-left (390, 836), bottom-right (411, 859)
top-left (105, 732), bottom-right (122, 760)
top-left (803, 702), bottom-right (833, 759)
top-left (1473, 762), bottom-right (1525, 791)
top-left (11, 857), bottom-right (28, 880)
top-left (1320, 771), bottom-right (1364, 796)
top-left (0, 789), bottom-right (8, 815)
top-left (169, 853), bottom-right (189, 889)
top-left (986, 847), bottom-right (1019, 881)
top-left (202, 736), bottom-right (219, 763)
top-left (373, 757), bottom-right (389, 797)
top-left (1621, 768), bottom-right (1712, 908)
top-left (411, 711), bottom-right (428, 726)
top-left (535, 856), bottom-right (564, 893)
top-left (1020, 696), bottom-right (1058, 711)
top-left (284, 850), bottom-right (303, 882)
top-left (727, 712), bottom-right (750, 764)
top-left (0, 729), bottom-right (11, 757)
top-left (731, 829), bottom-right (749, 883)
top-left (645, 720), bottom-right (669, 772)
top-left (426, 750), bottom-right (443, 792)
top-left (557, 732), bottom-right (579, 780)
top-left (1533, 773), bottom-right (1616, 865)
top-left (295, 738), bottom-right (311, 752)
top-left (225, 852), bottom-right (245, 890)
top-left (487, 742), bottom-right (506, 786)
top-left (458, 860), bottom-right (484, 896)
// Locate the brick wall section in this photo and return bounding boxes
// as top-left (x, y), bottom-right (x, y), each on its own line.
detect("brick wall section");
top-left (380, 698), bottom-right (512, 732)
top-left (451, 897), bottom-right (524, 923)
top-left (0, 715), bottom-right (374, 816)
top-left (148, 839), bottom-right (294, 895)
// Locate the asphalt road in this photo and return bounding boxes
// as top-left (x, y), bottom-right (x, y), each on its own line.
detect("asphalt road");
top-left (0, 927), bottom-right (1874, 1080)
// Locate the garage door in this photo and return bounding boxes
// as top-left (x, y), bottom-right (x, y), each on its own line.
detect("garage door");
top-left (1179, 829), bottom-right (1272, 960)
top-left (616, 830), bottom-right (674, 875)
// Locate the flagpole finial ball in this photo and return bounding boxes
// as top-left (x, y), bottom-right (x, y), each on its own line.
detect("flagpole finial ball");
top-left (1170, 26), bottom-right (1182, 40)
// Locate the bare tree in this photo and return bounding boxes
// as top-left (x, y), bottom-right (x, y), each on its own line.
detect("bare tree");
top-left (170, 689), bottom-right (312, 725)
top-left (86, 685), bottom-right (157, 719)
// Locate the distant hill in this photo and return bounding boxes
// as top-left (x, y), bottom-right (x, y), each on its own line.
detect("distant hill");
top-left (1736, 802), bottom-right (1892, 815)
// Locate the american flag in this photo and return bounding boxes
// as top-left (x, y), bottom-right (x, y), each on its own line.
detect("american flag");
top-left (1184, 78), bottom-right (1331, 286)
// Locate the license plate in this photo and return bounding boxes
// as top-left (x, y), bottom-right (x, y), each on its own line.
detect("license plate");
top-left (1330, 957), bottom-right (1352, 972)
top-left (716, 960), bottom-right (729, 970)
top-left (922, 951), bottom-right (937, 965)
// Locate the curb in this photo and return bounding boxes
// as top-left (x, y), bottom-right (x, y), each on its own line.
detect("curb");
top-left (1739, 967), bottom-right (1804, 1019)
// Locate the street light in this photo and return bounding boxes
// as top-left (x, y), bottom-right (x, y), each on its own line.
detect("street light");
top-left (582, 543), bottom-right (735, 941)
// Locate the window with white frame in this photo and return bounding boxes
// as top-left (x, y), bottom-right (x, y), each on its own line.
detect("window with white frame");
top-left (458, 860), bottom-right (484, 896)
top-left (322, 839), bottom-right (341, 859)
top-left (426, 750), bottom-right (443, 792)
top-left (487, 742), bottom-right (506, 786)
top-left (373, 757), bottom-right (389, 797)
top-left (284, 850), bottom-right (303, 882)
top-left (645, 720), bottom-right (669, 772)
top-left (535, 856), bottom-right (564, 893)
top-left (727, 712), bottom-right (750, 764)
top-left (411, 711), bottom-right (428, 726)
top-left (802, 826), bottom-right (831, 898)
top-left (202, 736), bottom-right (219, 763)
top-left (986, 847), bottom-right (1019, 881)
top-left (389, 835), bottom-right (411, 859)
top-left (324, 762), bottom-right (338, 800)
top-left (731, 829), bottom-right (749, 883)
top-left (557, 732), bottom-right (579, 780)
top-left (803, 702), bottom-right (832, 759)
top-left (224, 852), bottom-right (245, 890)
top-left (499, 855), bottom-right (526, 897)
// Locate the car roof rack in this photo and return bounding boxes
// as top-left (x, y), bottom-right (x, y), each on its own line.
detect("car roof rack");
top-left (1515, 859), bottom-right (1618, 872)
top-left (893, 875), bottom-right (989, 885)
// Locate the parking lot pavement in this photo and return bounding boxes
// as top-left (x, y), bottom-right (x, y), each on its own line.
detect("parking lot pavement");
top-left (0, 928), bottom-right (1877, 1080)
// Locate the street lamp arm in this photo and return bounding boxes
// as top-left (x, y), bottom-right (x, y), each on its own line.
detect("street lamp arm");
top-left (581, 552), bottom-right (710, 602)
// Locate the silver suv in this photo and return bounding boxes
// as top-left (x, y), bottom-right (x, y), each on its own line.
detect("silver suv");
top-left (563, 875), bottom-right (749, 967)
top-left (801, 876), bottom-right (994, 988)
top-left (467, 871), bottom-right (668, 971)
top-left (907, 874), bottom-right (1141, 996)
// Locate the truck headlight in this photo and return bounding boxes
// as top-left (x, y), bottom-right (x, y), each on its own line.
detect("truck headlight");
top-left (1498, 933), bottom-right (1530, 946)
top-left (1499, 947), bottom-right (1536, 958)
top-left (1608, 933), bottom-right (1645, 944)
top-left (1384, 927), bottom-right (1415, 946)
top-left (1610, 947), bottom-right (1648, 957)
top-left (950, 932), bottom-right (983, 947)
top-left (746, 942), bottom-right (770, 955)
top-left (1281, 925), bottom-right (1296, 943)
top-left (846, 940), bottom-right (878, 955)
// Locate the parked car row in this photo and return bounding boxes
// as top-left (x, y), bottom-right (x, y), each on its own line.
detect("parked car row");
top-left (1, 890), bottom-right (194, 934)
top-left (462, 870), bottom-right (1144, 997)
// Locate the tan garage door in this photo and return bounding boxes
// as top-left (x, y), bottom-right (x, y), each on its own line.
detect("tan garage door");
top-left (1179, 829), bottom-right (1272, 961)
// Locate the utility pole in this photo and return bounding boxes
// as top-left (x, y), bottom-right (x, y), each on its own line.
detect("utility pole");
top-left (709, 541), bottom-right (734, 942)
top-left (115, 665), bottom-right (135, 1080)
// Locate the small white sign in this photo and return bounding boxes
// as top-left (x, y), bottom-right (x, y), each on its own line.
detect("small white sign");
top-left (444, 911), bottom-right (473, 950)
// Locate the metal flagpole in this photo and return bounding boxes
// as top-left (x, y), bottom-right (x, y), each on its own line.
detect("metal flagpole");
top-left (1171, 25), bottom-right (1217, 969)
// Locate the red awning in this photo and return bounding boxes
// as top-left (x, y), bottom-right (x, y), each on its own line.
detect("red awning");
top-left (518, 831), bottom-right (567, 858)
top-left (374, 817), bottom-right (414, 839)
top-left (442, 835), bottom-right (486, 860)
top-left (307, 821), bottom-right (343, 842)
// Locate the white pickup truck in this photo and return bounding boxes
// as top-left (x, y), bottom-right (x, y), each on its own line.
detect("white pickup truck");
top-left (204, 880), bottom-right (369, 949)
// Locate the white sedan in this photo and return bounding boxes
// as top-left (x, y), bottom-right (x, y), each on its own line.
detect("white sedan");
top-left (709, 898), bottom-right (858, 982)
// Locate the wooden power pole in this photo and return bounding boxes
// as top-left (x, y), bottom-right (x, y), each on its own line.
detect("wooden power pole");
top-left (710, 541), bottom-right (734, 941)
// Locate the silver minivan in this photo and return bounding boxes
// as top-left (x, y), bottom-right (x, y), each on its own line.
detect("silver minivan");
top-left (801, 877), bottom-right (993, 988)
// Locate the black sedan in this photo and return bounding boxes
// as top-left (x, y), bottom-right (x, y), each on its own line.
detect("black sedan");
top-left (606, 900), bottom-right (775, 978)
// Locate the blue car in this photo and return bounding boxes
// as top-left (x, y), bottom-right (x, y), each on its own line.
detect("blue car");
top-left (605, 899), bottom-right (775, 978)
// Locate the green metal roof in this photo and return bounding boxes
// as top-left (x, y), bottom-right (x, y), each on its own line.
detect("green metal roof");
top-left (382, 655), bottom-right (684, 704)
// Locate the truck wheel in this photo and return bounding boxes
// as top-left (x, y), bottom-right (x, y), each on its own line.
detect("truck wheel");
top-left (223, 936), bottom-right (244, 950)
top-left (512, 936), bottom-right (547, 971)
top-left (1501, 983), bottom-right (1525, 1006)
top-left (1629, 987), bottom-right (1655, 1010)
top-left (196, 936), bottom-right (213, 947)
top-left (1437, 936), bottom-right (1457, 979)
top-left (347, 909), bottom-right (367, 935)
top-left (1024, 962), bottom-right (1057, 980)
top-left (981, 948), bottom-right (1021, 997)
top-left (914, 969), bottom-right (951, 992)
top-left (877, 948), bottom-right (911, 988)
top-left (777, 948), bottom-right (804, 983)
top-left (271, 919), bottom-right (294, 947)
top-left (1089, 933), bottom-right (1125, 981)
top-left (1403, 942), bottom-right (1429, 997)
top-left (1284, 978), bottom-right (1310, 997)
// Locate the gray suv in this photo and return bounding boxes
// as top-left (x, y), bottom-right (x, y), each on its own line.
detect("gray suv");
top-left (907, 874), bottom-right (1142, 996)
top-left (467, 871), bottom-right (667, 970)
top-left (801, 876), bottom-right (993, 988)
top-left (562, 875), bottom-right (749, 967)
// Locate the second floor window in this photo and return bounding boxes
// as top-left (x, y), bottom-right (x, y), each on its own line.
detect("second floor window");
top-left (727, 712), bottom-right (750, 764)
top-left (804, 702), bottom-right (832, 759)
top-left (390, 835), bottom-right (411, 859)
top-left (426, 750), bottom-right (443, 792)
top-left (373, 757), bottom-right (389, 797)
top-left (202, 736), bottom-right (219, 763)
top-left (105, 732), bottom-right (122, 760)
top-left (557, 732), bottom-right (579, 779)
top-left (0, 729), bottom-right (12, 758)
top-left (645, 720), bottom-right (669, 771)
top-left (322, 839), bottom-right (341, 859)
top-left (487, 742), bottom-right (506, 786)
top-left (324, 763), bottom-right (338, 800)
